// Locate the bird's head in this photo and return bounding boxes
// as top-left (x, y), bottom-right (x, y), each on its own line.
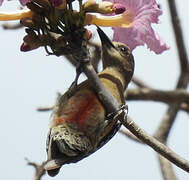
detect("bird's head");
top-left (97, 27), bottom-right (135, 86)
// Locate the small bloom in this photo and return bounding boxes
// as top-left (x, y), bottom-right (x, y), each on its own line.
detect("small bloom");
top-left (20, 42), bottom-right (31, 52)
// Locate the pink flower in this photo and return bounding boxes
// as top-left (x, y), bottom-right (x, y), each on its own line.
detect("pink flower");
top-left (19, 0), bottom-right (29, 6)
top-left (0, 0), bottom-right (29, 6)
top-left (109, 0), bottom-right (169, 54)
top-left (0, 0), bottom-right (3, 6)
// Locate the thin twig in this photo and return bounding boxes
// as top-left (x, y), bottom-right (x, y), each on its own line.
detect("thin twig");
top-left (125, 88), bottom-right (189, 113)
top-left (88, 41), bottom-right (101, 72)
top-left (131, 76), bottom-right (151, 88)
top-left (126, 88), bottom-right (189, 104)
top-left (37, 106), bottom-right (54, 112)
top-left (25, 158), bottom-right (46, 180)
top-left (122, 116), bottom-right (189, 173)
top-left (158, 155), bottom-right (178, 180)
top-left (167, 0), bottom-right (188, 73)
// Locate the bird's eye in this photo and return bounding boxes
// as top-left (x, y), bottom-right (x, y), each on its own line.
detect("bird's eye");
top-left (120, 46), bottom-right (127, 52)
top-left (118, 45), bottom-right (130, 56)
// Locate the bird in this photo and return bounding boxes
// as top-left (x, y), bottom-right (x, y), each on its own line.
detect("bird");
top-left (45, 27), bottom-right (135, 176)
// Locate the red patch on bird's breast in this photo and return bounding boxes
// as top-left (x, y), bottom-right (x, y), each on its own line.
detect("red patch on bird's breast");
top-left (53, 89), bottom-right (105, 130)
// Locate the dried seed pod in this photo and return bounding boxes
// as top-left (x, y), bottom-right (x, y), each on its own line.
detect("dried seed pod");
top-left (21, 33), bottom-right (42, 51)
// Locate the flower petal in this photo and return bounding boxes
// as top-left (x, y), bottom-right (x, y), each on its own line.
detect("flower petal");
top-left (105, 0), bottom-right (169, 53)
top-left (19, 0), bottom-right (29, 6)
top-left (0, 0), bottom-right (3, 6)
top-left (113, 27), bottom-right (144, 50)
top-left (113, 21), bottom-right (169, 54)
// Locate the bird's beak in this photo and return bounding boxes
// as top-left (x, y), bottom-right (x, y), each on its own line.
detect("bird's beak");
top-left (97, 26), bottom-right (115, 50)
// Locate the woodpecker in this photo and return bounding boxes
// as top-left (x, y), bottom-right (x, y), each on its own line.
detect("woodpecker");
top-left (45, 27), bottom-right (135, 176)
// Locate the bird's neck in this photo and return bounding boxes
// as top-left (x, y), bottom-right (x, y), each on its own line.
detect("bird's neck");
top-left (98, 67), bottom-right (127, 90)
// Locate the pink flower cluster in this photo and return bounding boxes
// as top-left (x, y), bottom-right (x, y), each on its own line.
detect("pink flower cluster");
top-left (0, 0), bottom-right (169, 54)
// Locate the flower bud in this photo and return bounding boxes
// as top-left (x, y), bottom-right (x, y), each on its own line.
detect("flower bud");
top-left (20, 17), bottom-right (39, 30)
top-left (113, 3), bottom-right (126, 14)
top-left (50, 0), bottom-right (66, 9)
top-left (21, 34), bottom-right (41, 51)
top-left (20, 42), bottom-right (31, 52)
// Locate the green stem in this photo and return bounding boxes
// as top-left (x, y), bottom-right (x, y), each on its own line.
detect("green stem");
top-left (79, 0), bottom-right (82, 12)
top-left (68, 1), bottom-right (73, 11)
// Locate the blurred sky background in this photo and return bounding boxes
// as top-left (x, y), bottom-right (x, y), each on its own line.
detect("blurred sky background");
top-left (0, 0), bottom-right (189, 180)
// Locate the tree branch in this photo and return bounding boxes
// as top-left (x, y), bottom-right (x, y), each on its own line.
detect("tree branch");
top-left (158, 155), bottom-right (178, 180)
top-left (126, 88), bottom-right (189, 104)
top-left (131, 76), bottom-right (151, 89)
top-left (122, 116), bottom-right (189, 173)
top-left (26, 158), bottom-right (46, 180)
top-left (125, 88), bottom-right (189, 113)
top-left (167, 0), bottom-right (188, 73)
top-left (119, 129), bottom-right (143, 143)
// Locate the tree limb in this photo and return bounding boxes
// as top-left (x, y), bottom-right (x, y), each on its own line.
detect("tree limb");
top-left (26, 158), bottom-right (46, 180)
top-left (131, 76), bottom-right (151, 89)
top-left (122, 116), bottom-right (189, 173)
top-left (125, 88), bottom-right (189, 113)
top-left (126, 88), bottom-right (189, 104)
top-left (119, 129), bottom-right (143, 144)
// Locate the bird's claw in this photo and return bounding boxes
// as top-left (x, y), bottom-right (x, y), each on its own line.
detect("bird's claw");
top-left (107, 104), bottom-right (128, 121)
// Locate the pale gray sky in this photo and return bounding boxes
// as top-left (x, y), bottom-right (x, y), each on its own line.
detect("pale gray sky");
top-left (0, 0), bottom-right (188, 180)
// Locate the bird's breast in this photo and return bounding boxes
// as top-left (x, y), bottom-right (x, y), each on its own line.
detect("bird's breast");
top-left (51, 89), bottom-right (105, 136)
